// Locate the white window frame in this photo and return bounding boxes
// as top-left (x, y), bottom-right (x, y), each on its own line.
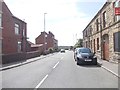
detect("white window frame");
top-left (0, 13), bottom-right (2, 28)
top-left (15, 23), bottom-right (20, 35)
top-left (23, 29), bottom-right (25, 36)
top-left (18, 41), bottom-right (21, 52)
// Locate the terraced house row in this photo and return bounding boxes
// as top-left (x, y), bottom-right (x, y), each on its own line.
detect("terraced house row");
top-left (83, 0), bottom-right (120, 63)
top-left (0, 0), bottom-right (58, 64)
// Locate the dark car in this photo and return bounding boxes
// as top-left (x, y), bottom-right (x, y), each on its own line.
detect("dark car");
top-left (60, 49), bottom-right (65, 53)
top-left (74, 47), bottom-right (97, 65)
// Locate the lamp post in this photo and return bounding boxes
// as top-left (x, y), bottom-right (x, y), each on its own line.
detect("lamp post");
top-left (44, 13), bottom-right (47, 54)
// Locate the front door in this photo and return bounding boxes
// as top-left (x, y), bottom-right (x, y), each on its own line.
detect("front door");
top-left (103, 34), bottom-right (109, 60)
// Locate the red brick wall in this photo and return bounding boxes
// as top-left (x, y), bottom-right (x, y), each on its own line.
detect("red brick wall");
top-left (35, 31), bottom-right (57, 52)
top-left (2, 2), bottom-right (17, 54)
top-left (2, 2), bottom-right (27, 54)
top-left (35, 32), bottom-right (47, 51)
top-left (47, 33), bottom-right (54, 49)
top-left (13, 16), bottom-right (27, 52)
top-left (36, 33), bottom-right (45, 44)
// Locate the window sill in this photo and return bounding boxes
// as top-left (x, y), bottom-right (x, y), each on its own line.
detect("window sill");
top-left (115, 52), bottom-right (120, 55)
top-left (15, 34), bottom-right (20, 36)
top-left (97, 50), bottom-right (100, 53)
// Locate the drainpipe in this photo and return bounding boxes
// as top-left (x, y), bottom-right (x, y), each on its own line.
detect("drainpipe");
top-left (100, 13), bottom-right (103, 61)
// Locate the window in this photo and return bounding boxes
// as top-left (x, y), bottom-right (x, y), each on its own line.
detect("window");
top-left (114, 31), bottom-right (120, 52)
top-left (91, 40), bottom-right (92, 49)
top-left (18, 41), bottom-right (21, 52)
top-left (89, 25), bottom-right (92, 35)
top-left (45, 34), bottom-right (47, 37)
top-left (86, 41), bottom-right (88, 48)
top-left (113, 1), bottom-right (120, 22)
top-left (23, 29), bottom-right (25, 36)
top-left (103, 11), bottom-right (107, 28)
top-left (94, 39), bottom-right (96, 52)
top-left (0, 39), bottom-right (1, 54)
top-left (96, 19), bottom-right (99, 32)
top-left (0, 13), bottom-right (2, 27)
top-left (83, 30), bottom-right (87, 37)
top-left (15, 24), bottom-right (20, 35)
top-left (97, 38), bottom-right (99, 50)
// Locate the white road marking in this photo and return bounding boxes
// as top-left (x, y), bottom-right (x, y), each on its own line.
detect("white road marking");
top-left (34, 74), bottom-right (48, 89)
top-left (53, 61), bottom-right (59, 69)
top-left (102, 66), bottom-right (120, 78)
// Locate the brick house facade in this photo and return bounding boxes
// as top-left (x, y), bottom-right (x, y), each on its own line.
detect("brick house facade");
top-left (0, 0), bottom-right (3, 64)
top-left (2, 1), bottom-right (27, 54)
top-left (83, 0), bottom-right (120, 62)
top-left (36, 31), bottom-right (58, 52)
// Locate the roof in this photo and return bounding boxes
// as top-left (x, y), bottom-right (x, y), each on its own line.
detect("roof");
top-left (3, 1), bottom-right (13, 16)
top-left (27, 41), bottom-right (34, 45)
top-left (83, 2), bottom-right (110, 32)
top-left (36, 31), bottom-right (48, 40)
top-left (12, 16), bottom-right (27, 24)
top-left (31, 44), bottom-right (43, 48)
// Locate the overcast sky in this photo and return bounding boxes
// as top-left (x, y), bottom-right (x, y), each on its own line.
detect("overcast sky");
top-left (4, 0), bottom-right (106, 46)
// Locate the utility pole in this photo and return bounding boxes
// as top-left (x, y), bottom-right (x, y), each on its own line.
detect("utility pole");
top-left (44, 13), bottom-right (47, 54)
top-left (100, 13), bottom-right (103, 63)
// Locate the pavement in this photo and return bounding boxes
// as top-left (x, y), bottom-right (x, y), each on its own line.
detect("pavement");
top-left (97, 58), bottom-right (119, 78)
top-left (0, 53), bottom-right (56, 71)
top-left (0, 52), bottom-right (119, 78)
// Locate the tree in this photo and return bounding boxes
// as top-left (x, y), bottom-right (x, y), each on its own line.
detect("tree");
top-left (74, 39), bottom-right (83, 48)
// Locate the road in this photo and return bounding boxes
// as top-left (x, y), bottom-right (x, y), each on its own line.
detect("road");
top-left (2, 51), bottom-right (118, 88)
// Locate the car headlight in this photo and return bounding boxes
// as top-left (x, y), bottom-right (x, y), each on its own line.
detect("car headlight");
top-left (77, 54), bottom-right (82, 58)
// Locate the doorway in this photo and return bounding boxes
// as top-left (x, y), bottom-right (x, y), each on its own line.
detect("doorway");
top-left (103, 34), bottom-right (109, 60)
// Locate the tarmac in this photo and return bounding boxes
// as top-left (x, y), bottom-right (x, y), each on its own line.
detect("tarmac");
top-left (0, 53), bottom-right (55, 71)
top-left (0, 53), bottom-right (119, 78)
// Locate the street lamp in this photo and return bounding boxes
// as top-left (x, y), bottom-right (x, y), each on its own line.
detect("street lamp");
top-left (44, 13), bottom-right (47, 54)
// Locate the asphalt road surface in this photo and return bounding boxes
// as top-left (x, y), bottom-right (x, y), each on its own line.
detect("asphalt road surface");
top-left (1, 50), bottom-right (118, 88)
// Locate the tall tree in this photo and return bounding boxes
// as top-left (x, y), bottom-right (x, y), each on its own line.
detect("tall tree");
top-left (74, 39), bottom-right (83, 48)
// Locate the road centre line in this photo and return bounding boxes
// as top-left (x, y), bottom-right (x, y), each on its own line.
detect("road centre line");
top-left (53, 61), bottom-right (59, 69)
top-left (34, 74), bottom-right (48, 89)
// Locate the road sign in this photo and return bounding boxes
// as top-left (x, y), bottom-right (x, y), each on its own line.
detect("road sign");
top-left (115, 7), bottom-right (120, 15)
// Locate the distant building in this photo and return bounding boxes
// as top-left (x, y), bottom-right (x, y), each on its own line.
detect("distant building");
top-left (1, 1), bottom-right (27, 54)
top-left (58, 46), bottom-right (71, 50)
top-left (83, 0), bottom-right (120, 63)
top-left (35, 31), bottom-right (58, 52)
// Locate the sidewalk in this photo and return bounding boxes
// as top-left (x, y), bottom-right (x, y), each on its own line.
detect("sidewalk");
top-left (0, 53), bottom-right (56, 71)
top-left (97, 58), bottom-right (119, 78)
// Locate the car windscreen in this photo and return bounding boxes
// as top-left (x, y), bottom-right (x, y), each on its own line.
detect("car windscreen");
top-left (79, 48), bottom-right (91, 53)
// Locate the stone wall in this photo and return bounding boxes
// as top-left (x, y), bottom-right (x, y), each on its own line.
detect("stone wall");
top-left (83, 1), bottom-right (120, 63)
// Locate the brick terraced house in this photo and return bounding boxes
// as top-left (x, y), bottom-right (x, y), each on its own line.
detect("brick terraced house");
top-left (83, 0), bottom-right (120, 63)
top-left (2, 1), bottom-right (27, 54)
top-left (0, 0), bottom-right (3, 64)
top-left (36, 31), bottom-right (58, 53)
top-left (0, 1), bottom-right (29, 64)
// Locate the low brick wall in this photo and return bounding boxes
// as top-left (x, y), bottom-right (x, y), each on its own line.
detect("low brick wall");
top-left (2, 51), bottom-right (42, 64)
top-left (26, 51), bottom-right (41, 59)
top-left (2, 53), bottom-right (26, 64)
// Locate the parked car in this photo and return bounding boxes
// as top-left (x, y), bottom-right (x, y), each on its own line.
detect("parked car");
top-left (60, 49), bottom-right (65, 53)
top-left (74, 47), bottom-right (97, 65)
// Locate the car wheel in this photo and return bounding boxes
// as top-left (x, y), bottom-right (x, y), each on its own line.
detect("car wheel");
top-left (77, 62), bottom-right (79, 65)
top-left (75, 58), bottom-right (76, 61)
